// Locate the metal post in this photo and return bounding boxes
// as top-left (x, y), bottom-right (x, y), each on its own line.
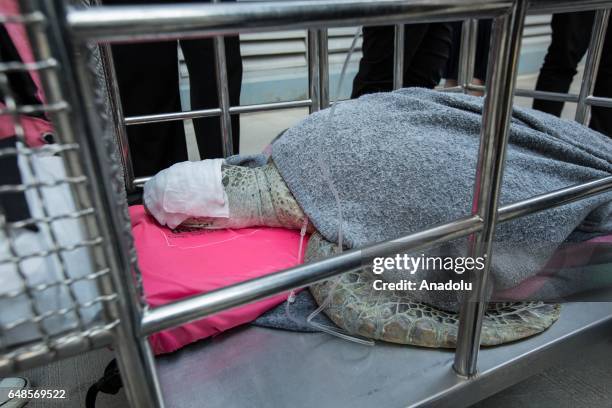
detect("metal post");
top-left (26, 0), bottom-right (165, 406)
top-left (393, 24), bottom-right (405, 90)
top-left (318, 29), bottom-right (330, 109)
top-left (214, 33), bottom-right (234, 157)
top-left (457, 18), bottom-right (478, 91)
top-left (308, 29), bottom-right (321, 113)
top-left (575, 9), bottom-right (610, 125)
top-left (67, 1), bottom-right (513, 43)
top-left (98, 44), bottom-right (136, 192)
top-left (454, 0), bottom-right (527, 377)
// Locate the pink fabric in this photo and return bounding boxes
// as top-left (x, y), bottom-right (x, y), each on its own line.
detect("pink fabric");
top-left (496, 234), bottom-right (612, 299)
top-left (1, 1), bottom-right (52, 146)
top-left (129, 205), bottom-right (307, 355)
top-left (0, 1), bottom-right (45, 103)
top-left (0, 102), bottom-right (51, 146)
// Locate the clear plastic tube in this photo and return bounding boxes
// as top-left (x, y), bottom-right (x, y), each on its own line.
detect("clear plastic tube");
top-left (306, 27), bottom-right (374, 346)
top-left (284, 217), bottom-right (311, 326)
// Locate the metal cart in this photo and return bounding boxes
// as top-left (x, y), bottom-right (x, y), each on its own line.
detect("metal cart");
top-left (1, 0), bottom-right (612, 407)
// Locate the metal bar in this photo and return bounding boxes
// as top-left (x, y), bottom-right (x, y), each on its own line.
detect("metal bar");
top-left (575, 9), bottom-right (610, 125)
top-left (308, 29), bottom-right (321, 113)
top-left (439, 85), bottom-right (464, 93)
top-left (66, 0), bottom-right (513, 43)
top-left (0, 12), bottom-right (44, 24)
top-left (318, 29), bottom-right (330, 109)
top-left (528, 0), bottom-right (612, 15)
top-left (99, 44), bottom-right (135, 192)
top-left (499, 176), bottom-right (612, 221)
top-left (133, 176), bottom-right (151, 187)
top-left (231, 99), bottom-right (312, 114)
top-left (586, 95), bottom-right (612, 108)
top-left (454, 0), bottom-right (527, 378)
top-left (469, 84), bottom-right (581, 102)
top-left (393, 24), bottom-right (405, 90)
top-left (213, 30), bottom-right (234, 157)
top-left (124, 99), bottom-right (312, 126)
top-left (141, 173), bottom-right (612, 336)
top-left (0, 101), bottom-right (68, 115)
top-left (126, 107), bottom-right (221, 125)
top-left (515, 88), bottom-right (579, 103)
top-left (458, 18), bottom-right (478, 90)
top-left (0, 59), bottom-right (58, 73)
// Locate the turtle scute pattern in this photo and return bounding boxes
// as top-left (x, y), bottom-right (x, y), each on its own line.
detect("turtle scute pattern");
top-left (178, 163), bottom-right (561, 348)
top-left (306, 232), bottom-right (561, 348)
top-left (180, 163), bottom-right (310, 230)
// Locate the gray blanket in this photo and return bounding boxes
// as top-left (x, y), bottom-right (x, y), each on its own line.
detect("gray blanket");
top-left (268, 87), bottom-right (612, 312)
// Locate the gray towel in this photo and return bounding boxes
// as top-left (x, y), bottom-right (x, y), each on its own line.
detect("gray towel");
top-left (269, 87), bottom-right (612, 311)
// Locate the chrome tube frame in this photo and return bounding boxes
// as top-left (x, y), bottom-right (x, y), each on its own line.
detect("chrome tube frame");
top-left (319, 29), bottom-right (330, 109)
top-left (124, 100), bottom-right (312, 126)
top-left (458, 18), bottom-right (478, 90)
top-left (455, 0), bottom-right (528, 376)
top-left (308, 29), bottom-right (322, 113)
top-left (575, 9), bottom-right (610, 125)
top-left (213, 12), bottom-right (234, 157)
top-left (393, 24), bottom-right (405, 90)
top-left (67, 0), bottom-right (514, 42)
top-left (6, 0), bottom-right (612, 406)
top-left (529, 0), bottom-right (612, 14)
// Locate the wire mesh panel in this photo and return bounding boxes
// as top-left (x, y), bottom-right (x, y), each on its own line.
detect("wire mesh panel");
top-left (0, 0), bottom-right (132, 376)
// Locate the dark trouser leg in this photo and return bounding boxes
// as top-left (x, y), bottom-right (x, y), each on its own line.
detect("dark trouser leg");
top-left (111, 41), bottom-right (187, 177)
top-left (589, 25), bottom-right (612, 137)
top-left (180, 35), bottom-right (242, 158)
top-left (403, 23), bottom-right (452, 89)
top-left (533, 11), bottom-right (594, 117)
top-left (351, 25), bottom-right (426, 98)
top-left (352, 25), bottom-right (410, 98)
top-left (351, 24), bottom-right (451, 98)
top-left (445, 19), bottom-right (490, 83)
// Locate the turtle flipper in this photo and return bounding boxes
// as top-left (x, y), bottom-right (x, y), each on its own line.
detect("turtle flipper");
top-left (306, 232), bottom-right (561, 348)
top-left (180, 163), bottom-right (308, 230)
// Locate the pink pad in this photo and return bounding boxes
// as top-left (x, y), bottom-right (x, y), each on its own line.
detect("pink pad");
top-left (129, 205), bottom-right (307, 354)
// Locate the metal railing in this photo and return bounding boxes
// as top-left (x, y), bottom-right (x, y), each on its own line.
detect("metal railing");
top-left (1, 0), bottom-right (612, 407)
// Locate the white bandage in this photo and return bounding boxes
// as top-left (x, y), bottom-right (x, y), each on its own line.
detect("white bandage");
top-left (143, 159), bottom-right (229, 229)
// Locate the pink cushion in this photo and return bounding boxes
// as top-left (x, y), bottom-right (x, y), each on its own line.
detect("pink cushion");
top-left (129, 205), bottom-right (307, 354)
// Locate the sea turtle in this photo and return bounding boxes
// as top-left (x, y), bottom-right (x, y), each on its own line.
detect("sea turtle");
top-left (176, 162), bottom-right (561, 348)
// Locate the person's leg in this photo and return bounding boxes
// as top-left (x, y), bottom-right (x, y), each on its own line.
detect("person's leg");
top-left (403, 23), bottom-right (453, 89)
top-left (589, 24), bottom-right (612, 137)
top-left (533, 11), bottom-right (594, 117)
top-left (111, 40), bottom-right (187, 177)
top-left (180, 34), bottom-right (242, 158)
top-left (351, 25), bottom-right (427, 98)
top-left (351, 26), bottom-right (395, 98)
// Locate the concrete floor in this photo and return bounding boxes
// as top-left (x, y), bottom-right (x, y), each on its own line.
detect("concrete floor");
top-left (13, 332), bottom-right (612, 408)
top-left (11, 69), bottom-right (609, 408)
